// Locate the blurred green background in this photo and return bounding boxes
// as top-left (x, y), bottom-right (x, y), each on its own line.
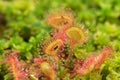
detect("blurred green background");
top-left (0, 0), bottom-right (120, 80)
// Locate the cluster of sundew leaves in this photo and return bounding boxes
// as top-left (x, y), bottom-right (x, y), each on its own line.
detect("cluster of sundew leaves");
top-left (0, 0), bottom-right (120, 80)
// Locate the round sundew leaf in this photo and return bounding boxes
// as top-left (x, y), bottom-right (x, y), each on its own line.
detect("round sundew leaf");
top-left (44, 39), bottom-right (63, 56)
top-left (40, 62), bottom-right (56, 80)
top-left (66, 27), bottom-right (87, 45)
top-left (47, 8), bottom-right (74, 29)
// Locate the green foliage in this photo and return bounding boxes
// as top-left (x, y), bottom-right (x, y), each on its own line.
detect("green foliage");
top-left (101, 53), bottom-right (120, 80)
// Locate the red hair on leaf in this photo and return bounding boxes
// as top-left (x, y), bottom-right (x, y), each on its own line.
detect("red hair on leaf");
top-left (73, 46), bottom-right (113, 76)
top-left (6, 51), bottom-right (27, 80)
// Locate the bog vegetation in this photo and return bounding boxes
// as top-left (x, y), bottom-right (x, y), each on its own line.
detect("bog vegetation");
top-left (0, 0), bottom-right (120, 80)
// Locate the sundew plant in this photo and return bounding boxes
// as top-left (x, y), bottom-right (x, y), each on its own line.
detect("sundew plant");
top-left (0, 0), bottom-right (120, 80)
